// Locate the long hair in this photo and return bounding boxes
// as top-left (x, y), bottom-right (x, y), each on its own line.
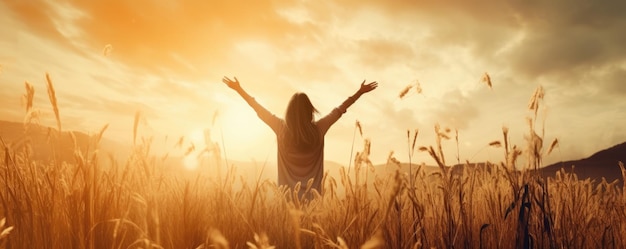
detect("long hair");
top-left (285, 92), bottom-right (320, 150)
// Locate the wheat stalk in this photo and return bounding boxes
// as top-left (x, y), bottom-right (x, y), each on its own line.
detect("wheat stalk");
top-left (45, 73), bottom-right (61, 132)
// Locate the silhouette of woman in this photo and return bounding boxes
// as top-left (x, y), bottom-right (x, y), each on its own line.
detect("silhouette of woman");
top-left (222, 76), bottom-right (378, 198)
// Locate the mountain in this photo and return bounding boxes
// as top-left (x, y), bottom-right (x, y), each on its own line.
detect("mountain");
top-left (0, 120), bottom-right (123, 163)
top-left (371, 142), bottom-right (625, 184)
top-left (540, 141), bottom-right (626, 182)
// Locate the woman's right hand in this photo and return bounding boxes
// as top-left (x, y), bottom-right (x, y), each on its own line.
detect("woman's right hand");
top-left (222, 76), bottom-right (241, 90)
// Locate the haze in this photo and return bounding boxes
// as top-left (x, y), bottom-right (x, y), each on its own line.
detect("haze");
top-left (1, 0), bottom-right (625, 168)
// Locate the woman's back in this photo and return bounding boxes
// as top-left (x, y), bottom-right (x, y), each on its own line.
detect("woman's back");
top-left (222, 76), bottom-right (378, 198)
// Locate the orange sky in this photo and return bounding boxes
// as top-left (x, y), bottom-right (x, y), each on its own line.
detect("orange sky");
top-left (1, 0), bottom-right (625, 168)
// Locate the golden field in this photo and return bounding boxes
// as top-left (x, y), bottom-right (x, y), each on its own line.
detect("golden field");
top-left (0, 79), bottom-right (625, 249)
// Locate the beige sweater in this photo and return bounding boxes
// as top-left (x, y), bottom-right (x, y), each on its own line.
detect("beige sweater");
top-left (242, 94), bottom-right (357, 196)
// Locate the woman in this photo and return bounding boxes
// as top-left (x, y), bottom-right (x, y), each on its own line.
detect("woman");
top-left (222, 76), bottom-right (378, 198)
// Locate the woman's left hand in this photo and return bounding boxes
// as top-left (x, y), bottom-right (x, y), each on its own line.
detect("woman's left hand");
top-left (359, 80), bottom-right (378, 94)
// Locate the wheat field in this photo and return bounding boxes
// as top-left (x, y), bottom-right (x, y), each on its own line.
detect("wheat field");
top-left (0, 78), bottom-right (625, 249)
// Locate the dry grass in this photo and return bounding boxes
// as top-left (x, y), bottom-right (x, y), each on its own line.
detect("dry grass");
top-left (102, 44), bottom-right (113, 57)
top-left (0, 74), bottom-right (625, 249)
top-left (398, 80), bottom-right (423, 99)
top-left (45, 73), bottom-right (61, 132)
top-left (482, 73), bottom-right (492, 90)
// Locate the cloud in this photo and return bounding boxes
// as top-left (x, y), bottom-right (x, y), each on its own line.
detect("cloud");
top-left (427, 89), bottom-right (479, 130)
top-left (3, 0), bottom-right (314, 80)
top-left (328, 0), bottom-right (626, 92)
top-left (275, 54), bottom-right (345, 84)
top-left (604, 67), bottom-right (626, 95)
top-left (3, 0), bottom-right (625, 165)
top-left (2, 1), bottom-right (68, 46)
top-left (379, 101), bottom-right (422, 128)
top-left (354, 38), bottom-right (416, 70)
top-left (506, 28), bottom-right (625, 80)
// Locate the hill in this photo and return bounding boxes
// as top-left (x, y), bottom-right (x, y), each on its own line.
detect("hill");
top-left (372, 142), bottom-right (625, 183)
top-left (540, 141), bottom-right (626, 182)
top-left (0, 120), bottom-right (120, 163)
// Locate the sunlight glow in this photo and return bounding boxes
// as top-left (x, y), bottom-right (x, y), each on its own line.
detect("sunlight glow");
top-left (221, 105), bottom-right (269, 148)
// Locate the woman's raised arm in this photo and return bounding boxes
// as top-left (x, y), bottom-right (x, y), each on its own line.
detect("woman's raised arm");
top-left (317, 80), bottom-right (378, 134)
top-left (222, 76), bottom-right (282, 132)
top-left (337, 80), bottom-right (378, 112)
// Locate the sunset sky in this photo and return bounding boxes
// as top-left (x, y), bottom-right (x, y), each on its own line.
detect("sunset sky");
top-left (1, 0), bottom-right (625, 169)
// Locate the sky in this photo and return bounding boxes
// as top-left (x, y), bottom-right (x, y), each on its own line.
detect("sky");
top-left (1, 0), bottom-right (625, 170)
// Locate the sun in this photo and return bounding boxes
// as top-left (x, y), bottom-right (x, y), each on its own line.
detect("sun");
top-left (180, 91), bottom-right (277, 170)
top-left (181, 104), bottom-right (272, 171)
